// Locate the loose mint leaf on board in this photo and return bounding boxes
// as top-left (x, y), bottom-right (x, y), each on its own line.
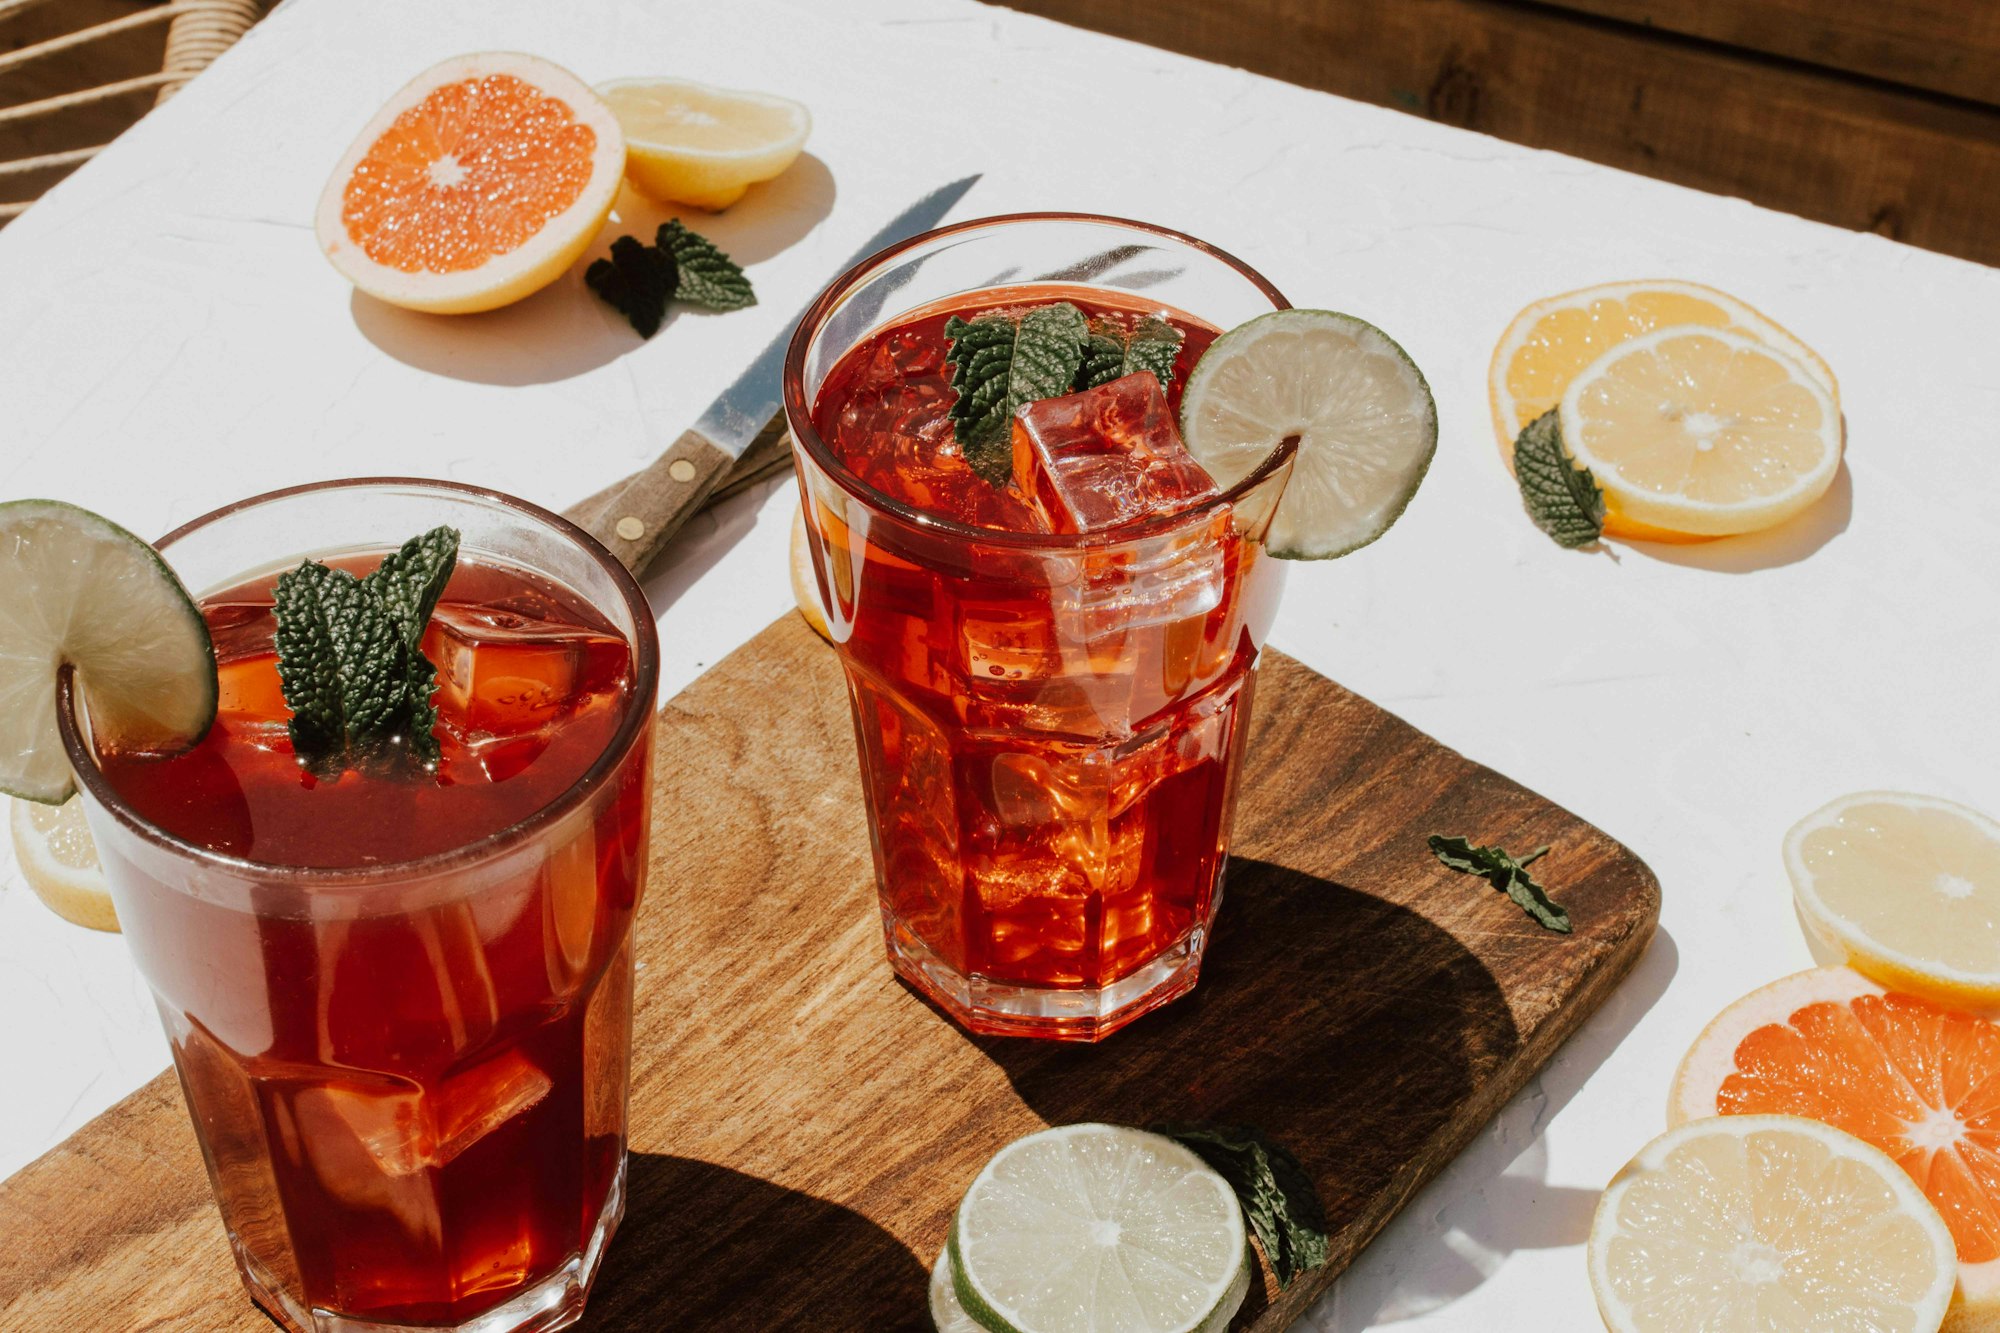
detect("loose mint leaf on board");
top-left (586, 235), bottom-right (678, 338)
top-left (1514, 409), bottom-right (1604, 548)
top-left (1428, 834), bottom-right (1572, 932)
top-left (945, 301), bottom-right (1089, 486)
top-left (658, 219), bottom-right (755, 311)
top-left (1155, 1123), bottom-right (1330, 1289)
top-left (1076, 315), bottom-right (1184, 391)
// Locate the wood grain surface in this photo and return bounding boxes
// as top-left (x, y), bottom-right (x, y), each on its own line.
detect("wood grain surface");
top-left (0, 613), bottom-right (1660, 1331)
top-left (1536, 0), bottom-right (2000, 106)
top-left (998, 0), bottom-right (2000, 266)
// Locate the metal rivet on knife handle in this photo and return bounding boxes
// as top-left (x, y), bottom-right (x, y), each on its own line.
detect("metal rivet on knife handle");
top-left (668, 459), bottom-right (697, 483)
top-left (615, 517), bottom-right (645, 541)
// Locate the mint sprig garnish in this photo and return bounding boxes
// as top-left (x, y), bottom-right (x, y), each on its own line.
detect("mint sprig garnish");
top-left (1156, 1123), bottom-right (1329, 1289)
top-left (1076, 315), bottom-right (1183, 392)
top-left (1428, 834), bottom-right (1573, 932)
top-left (274, 527), bottom-right (459, 770)
top-left (658, 219), bottom-right (755, 311)
top-left (586, 221), bottom-right (754, 337)
top-left (1514, 409), bottom-right (1604, 548)
top-left (944, 301), bottom-right (1089, 486)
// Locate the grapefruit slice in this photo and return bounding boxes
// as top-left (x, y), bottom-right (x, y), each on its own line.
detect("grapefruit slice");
top-left (1671, 967), bottom-right (2000, 1327)
top-left (316, 53), bottom-right (626, 314)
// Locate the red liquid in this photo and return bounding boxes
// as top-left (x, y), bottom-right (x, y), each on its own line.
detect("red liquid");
top-left (91, 556), bottom-right (648, 1328)
top-left (804, 285), bottom-right (1283, 1031)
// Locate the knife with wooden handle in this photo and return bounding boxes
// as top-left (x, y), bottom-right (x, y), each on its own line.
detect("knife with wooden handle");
top-left (570, 175), bottom-right (979, 578)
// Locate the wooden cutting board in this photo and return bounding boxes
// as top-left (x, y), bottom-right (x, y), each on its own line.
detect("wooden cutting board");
top-left (0, 613), bottom-right (1658, 1331)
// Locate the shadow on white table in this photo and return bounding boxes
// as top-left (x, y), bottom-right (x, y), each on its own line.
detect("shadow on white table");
top-left (348, 157), bottom-right (837, 387)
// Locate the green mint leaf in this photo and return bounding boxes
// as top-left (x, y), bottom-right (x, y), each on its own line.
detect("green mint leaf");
top-left (945, 301), bottom-right (1089, 486)
top-left (274, 529), bottom-right (461, 770)
top-left (274, 562), bottom-right (412, 763)
top-left (364, 527), bottom-right (459, 645)
top-left (1514, 409), bottom-right (1604, 548)
top-left (1155, 1123), bottom-right (1329, 1289)
top-left (1076, 315), bottom-right (1184, 391)
top-left (587, 235), bottom-right (678, 338)
top-left (361, 526), bottom-right (458, 767)
top-left (1428, 834), bottom-right (1573, 933)
top-left (657, 220), bottom-right (755, 311)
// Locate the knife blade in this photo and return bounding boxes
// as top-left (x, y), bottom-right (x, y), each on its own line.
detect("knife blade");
top-left (571, 175), bottom-right (982, 576)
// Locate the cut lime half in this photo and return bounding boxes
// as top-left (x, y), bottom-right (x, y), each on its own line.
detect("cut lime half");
top-left (948, 1124), bottom-right (1250, 1333)
top-left (0, 500), bottom-right (216, 803)
top-left (1181, 308), bottom-right (1437, 559)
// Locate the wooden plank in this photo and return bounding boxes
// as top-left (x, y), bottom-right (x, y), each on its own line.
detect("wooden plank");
top-left (0, 613), bottom-right (1660, 1330)
top-left (994, 0), bottom-right (2000, 267)
top-left (1537, 0), bottom-right (2000, 107)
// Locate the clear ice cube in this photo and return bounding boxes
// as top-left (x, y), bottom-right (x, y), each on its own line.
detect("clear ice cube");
top-left (290, 1049), bottom-right (553, 1184)
top-left (1012, 373), bottom-right (1221, 534)
top-left (427, 602), bottom-right (610, 739)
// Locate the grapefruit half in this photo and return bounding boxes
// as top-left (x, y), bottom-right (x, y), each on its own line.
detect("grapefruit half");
top-left (315, 52), bottom-right (626, 314)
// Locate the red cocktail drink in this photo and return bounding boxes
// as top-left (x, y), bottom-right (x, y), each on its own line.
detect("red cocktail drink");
top-left (60, 481), bottom-right (656, 1333)
top-left (786, 216), bottom-right (1295, 1040)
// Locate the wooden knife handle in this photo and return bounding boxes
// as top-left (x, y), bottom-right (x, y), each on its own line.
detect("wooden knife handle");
top-left (581, 427), bottom-right (739, 577)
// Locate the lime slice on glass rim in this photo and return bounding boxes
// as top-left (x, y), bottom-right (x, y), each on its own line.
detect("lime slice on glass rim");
top-left (946, 1124), bottom-right (1252, 1333)
top-left (1180, 308), bottom-right (1437, 560)
top-left (0, 500), bottom-right (216, 804)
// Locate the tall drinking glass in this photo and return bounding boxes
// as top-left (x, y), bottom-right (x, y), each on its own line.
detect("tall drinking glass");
top-left (785, 214), bottom-right (1295, 1041)
top-left (58, 480), bottom-right (656, 1333)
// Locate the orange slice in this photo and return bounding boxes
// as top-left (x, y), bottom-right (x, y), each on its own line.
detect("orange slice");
top-left (1672, 967), bottom-right (2000, 1327)
top-left (315, 53), bottom-right (626, 314)
top-left (1490, 280), bottom-right (1837, 542)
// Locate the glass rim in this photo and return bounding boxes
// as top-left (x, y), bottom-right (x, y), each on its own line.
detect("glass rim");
top-left (782, 211), bottom-right (1299, 549)
top-left (57, 476), bottom-right (660, 889)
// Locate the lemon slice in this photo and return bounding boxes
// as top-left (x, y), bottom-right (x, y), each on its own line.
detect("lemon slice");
top-left (1489, 279), bottom-right (1838, 457)
top-left (1785, 792), bottom-right (2000, 1011)
top-left (1589, 1115), bottom-right (1956, 1333)
top-left (789, 505), bottom-right (830, 642)
top-left (949, 1124), bottom-right (1250, 1333)
top-left (9, 795), bottom-right (115, 932)
top-left (597, 77), bottom-right (809, 211)
top-left (1558, 325), bottom-right (1841, 537)
top-left (1180, 309), bottom-right (1437, 560)
top-left (0, 500), bottom-right (216, 804)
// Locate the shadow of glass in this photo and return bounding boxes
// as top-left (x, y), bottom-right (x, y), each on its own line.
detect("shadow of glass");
top-left (581, 1151), bottom-right (928, 1331)
top-left (1626, 459), bottom-right (1852, 573)
top-left (1319, 927), bottom-right (1678, 1329)
top-left (347, 154), bottom-right (837, 387)
top-left (960, 858), bottom-right (1521, 1326)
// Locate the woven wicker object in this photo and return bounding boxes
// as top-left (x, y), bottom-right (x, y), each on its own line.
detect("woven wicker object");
top-left (0, 0), bottom-right (262, 220)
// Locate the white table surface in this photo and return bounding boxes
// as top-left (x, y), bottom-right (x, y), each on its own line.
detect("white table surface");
top-left (4, 0), bottom-right (1998, 1326)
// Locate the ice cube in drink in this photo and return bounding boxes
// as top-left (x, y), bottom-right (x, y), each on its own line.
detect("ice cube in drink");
top-left (1015, 373), bottom-right (1232, 634)
top-left (1012, 372), bottom-right (1220, 534)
